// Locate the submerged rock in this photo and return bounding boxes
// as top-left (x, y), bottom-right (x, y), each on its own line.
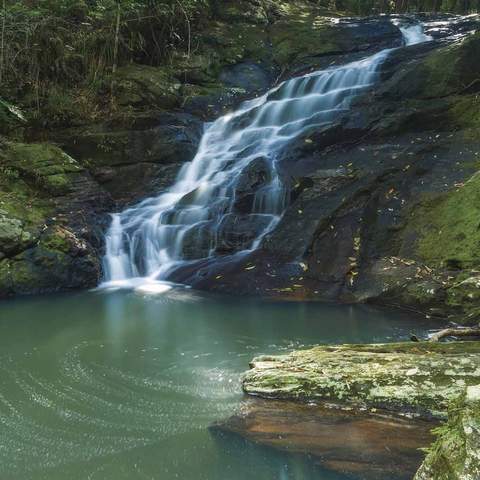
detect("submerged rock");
top-left (234, 343), bottom-right (480, 479)
top-left (212, 398), bottom-right (435, 480)
top-left (243, 342), bottom-right (480, 418)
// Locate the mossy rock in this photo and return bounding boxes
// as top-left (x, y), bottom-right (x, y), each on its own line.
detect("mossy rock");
top-left (415, 385), bottom-right (480, 480)
top-left (2, 141), bottom-right (83, 196)
top-left (0, 140), bottom-right (104, 297)
top-left (447, 94), bottom-right (480, 141)
top-left (0, 225), bottom-right (99, 297)
top-left (269, 8), bottom-right (341, 66)
top-left (113, 65), bottom-right (181, 109)
top-left (243, 342), bottom-right (480, 418)
top-left (0, 213), bottom-right (36, 259)
top-left (406, 172), bottom-right (480, 271)
top-left (390, 32), bottom-right (480, 100)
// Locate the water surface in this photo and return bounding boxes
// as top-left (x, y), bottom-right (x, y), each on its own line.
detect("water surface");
top-left (0, 289), bottom-right (433, 480)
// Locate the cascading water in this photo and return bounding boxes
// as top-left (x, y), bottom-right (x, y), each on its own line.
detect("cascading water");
top-left (101, 22), bottom-right (432, 290)
top-left (398, 22), bottom-right (434, 45)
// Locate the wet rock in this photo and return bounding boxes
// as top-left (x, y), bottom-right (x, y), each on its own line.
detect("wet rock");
top-left (216, 213), bottom-right (274, 254)
top-left (243, 342), bottom-right (480, 418)
top-left (191, 18), bottom-right (480, 318)
top-left (233, 157), bottom-right (272, 213)
top-left (219, 62), bottom-right (272, 93)
top-left (212, 398), bottom-right (435, 480)
top-left (56, 113), bottom-right (203, 205)
top-left (380, 31), bottom-right (480, 100)
top-left (180, 222), bottom-right (214, 261)
top-left (0, 140), bottom-right (111, 297)
top-left (270, 13), bottom-right (402, 72)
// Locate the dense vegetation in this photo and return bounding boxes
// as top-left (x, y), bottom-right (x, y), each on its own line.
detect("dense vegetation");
top-left (0, 0), bottom-right (478, 130)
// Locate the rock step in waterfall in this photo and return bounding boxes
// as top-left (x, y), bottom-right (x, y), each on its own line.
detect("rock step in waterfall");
top-left (101, 21), bottom-right (433, 292)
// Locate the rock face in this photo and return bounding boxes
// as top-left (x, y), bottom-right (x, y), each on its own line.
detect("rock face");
top-left (415, 385), bottom-right (480, 480)
top-left (243, 342), bottom-right (480, 418)
top-left (181, 18), bottom-right (480, 324)
top-left (55, 113), bottom-right (203, 204)
top-left (0, 141), bottom-right (112, 297)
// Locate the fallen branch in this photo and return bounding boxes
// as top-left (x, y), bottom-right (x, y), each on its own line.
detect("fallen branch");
top-left (429, 326), bottom-right (480, 342)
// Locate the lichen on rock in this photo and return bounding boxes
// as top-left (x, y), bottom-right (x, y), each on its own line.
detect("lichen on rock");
top-left (243, 342), bottom-right (480, 418)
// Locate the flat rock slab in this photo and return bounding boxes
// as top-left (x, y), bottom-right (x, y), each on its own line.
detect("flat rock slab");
top-left (212, 398), bottom-right (435, 480)
top-left (243, 342), bottom-right (480, 418)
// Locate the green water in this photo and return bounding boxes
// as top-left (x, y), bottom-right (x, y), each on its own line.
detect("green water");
top-left (0, 287), bottom-right (433, 480)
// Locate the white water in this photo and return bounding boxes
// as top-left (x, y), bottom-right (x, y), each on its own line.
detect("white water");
top-left (399, 23), bottom-right (434, 45)
top-left (101, 22), bottom-right (432, 290)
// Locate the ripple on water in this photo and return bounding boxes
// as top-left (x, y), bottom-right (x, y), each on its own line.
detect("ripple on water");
top-left (0, 339), bottom-right (242, 477)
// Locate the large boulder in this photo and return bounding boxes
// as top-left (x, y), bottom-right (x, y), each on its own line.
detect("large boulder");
top-left (0, 140), bottom-right (111, 297)
top-left (213, 342), bottom-right (480, 480)
top-left (243, 342), bottom-right (480, 418)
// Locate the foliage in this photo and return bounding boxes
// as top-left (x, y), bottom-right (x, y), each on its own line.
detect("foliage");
top-left (0, 0), bottom-right (478, 125)
top-left (0, 0), bottom-right (212, 117)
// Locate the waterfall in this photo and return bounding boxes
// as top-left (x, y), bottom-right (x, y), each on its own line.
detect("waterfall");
top-left (399, 23), bottom-right (434, 45)
top-left (101, 22), bottom-right (432, 290)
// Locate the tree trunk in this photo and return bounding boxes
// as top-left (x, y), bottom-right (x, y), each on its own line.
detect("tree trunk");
top-left (111, 1), bottom-right (121, 102)
top-left (0, 0), bottom-right (6, 85)
top-left (429, 326), bottom-right (480, 342)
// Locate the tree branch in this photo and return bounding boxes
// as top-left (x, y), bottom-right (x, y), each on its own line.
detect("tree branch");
top-left (429, 326), bottom-right (480, 342)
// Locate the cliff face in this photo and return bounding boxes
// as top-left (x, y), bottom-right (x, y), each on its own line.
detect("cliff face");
top-left (1, 3), bottom-right (480, 310)
top-left (169, 17), bottom-right (480, 324)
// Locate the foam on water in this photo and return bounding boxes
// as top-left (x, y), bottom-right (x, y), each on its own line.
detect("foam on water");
top-left (101, 22), bottom-right (432, 290)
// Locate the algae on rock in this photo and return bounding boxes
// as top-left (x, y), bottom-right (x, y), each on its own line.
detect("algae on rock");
top-left (0, 140), bottom-right (109, 297)
top-left (243, 342), bottom-right (480, 418)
